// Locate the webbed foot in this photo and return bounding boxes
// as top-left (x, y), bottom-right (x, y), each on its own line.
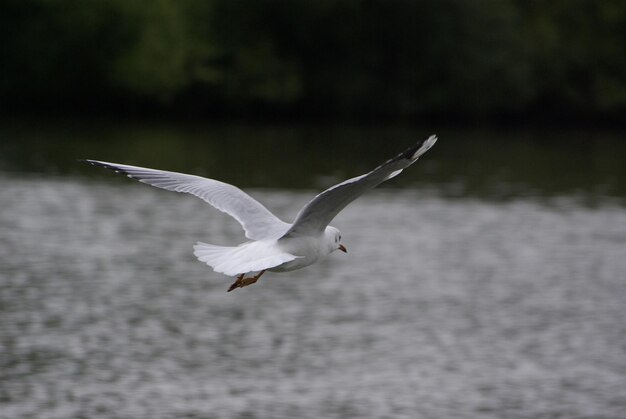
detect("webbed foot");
top-left (227, 270), bottom-right (266, 292)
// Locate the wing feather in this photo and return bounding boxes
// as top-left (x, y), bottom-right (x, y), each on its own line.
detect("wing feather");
top-left (281, 135), bottom-right (437, 237)
top-left (84, 160), bottom-right (290, 240)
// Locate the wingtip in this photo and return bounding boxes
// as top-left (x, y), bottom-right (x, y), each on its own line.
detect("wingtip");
top-left (81, 160), bottom-right (137, 179)
top-left (80, 159), bottom-right (102, 166)
top-left (82, 159), bottom-right (123, 170)
top-left (410, 135), bottom-right (437, 159)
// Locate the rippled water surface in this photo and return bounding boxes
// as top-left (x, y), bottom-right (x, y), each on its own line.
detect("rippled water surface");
top-left (1, 121), bottom-right (625, 418)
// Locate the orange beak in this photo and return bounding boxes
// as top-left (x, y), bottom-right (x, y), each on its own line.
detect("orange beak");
top-left (338, 244), bottom-right (347, 253)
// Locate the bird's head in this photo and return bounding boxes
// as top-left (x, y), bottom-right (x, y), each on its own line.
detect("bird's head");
top-left (325, 226), bottom-right (347, 254)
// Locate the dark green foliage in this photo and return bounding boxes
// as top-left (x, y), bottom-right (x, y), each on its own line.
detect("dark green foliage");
top-left (0, 0), bottom-right (623, 120)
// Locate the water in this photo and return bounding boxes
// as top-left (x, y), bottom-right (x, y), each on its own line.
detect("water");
top-left (1, 121), bottom-right (626, 418)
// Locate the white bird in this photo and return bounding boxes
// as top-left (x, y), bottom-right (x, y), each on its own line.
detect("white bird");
top-left (85, 135), bottom-right (437, 292)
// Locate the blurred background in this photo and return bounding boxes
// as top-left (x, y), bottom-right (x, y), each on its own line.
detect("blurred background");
top-left (1, 1), bottom-right (626, 418)
top-left (1, 0), bottom-right (625, 121)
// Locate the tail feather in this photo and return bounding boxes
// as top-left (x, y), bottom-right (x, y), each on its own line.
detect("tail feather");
top-left (193, 241), bottom-right (300, 277)
top-left (193, 242), bottom-right (234, 265)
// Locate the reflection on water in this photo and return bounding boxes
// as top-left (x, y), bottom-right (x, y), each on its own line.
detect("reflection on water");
top-left (0, 119), bottom-right (625, 202)
top-left (1, 120), bottom-right (626, 418)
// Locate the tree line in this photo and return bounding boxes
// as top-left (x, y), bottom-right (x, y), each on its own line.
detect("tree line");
top-left (1, 0), bottom-right (624, 121)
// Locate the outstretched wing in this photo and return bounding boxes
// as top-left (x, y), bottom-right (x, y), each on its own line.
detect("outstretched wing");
top-left (84, 160), bottom-right (291, 240)
top-left (282, 135), bottom-right (437, 237)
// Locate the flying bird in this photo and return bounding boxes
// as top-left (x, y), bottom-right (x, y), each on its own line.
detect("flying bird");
top-left (85, 135), bottom-right (437, 292)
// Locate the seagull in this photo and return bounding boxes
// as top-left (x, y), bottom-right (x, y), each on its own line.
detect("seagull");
top-left (85, 135), bottom-right (437, 292)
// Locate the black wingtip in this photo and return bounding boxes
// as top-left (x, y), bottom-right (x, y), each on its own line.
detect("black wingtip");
top-left (400, 144), bottom-right (419, 160)
top-left (400, 135), bottom-right (438, 160)
top-left (82, 160), bottom-right (112, 169)
top-left (81, 160), bottom-right (132, 178)
top-left (79, 159), bottom-right (99, 166)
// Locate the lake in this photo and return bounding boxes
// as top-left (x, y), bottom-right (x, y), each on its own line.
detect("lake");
top-left (1, 119), bottom-right (625, 418)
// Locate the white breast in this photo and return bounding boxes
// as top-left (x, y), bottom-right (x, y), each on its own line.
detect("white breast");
top-left (269, 235), bottom-right (329, 272)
